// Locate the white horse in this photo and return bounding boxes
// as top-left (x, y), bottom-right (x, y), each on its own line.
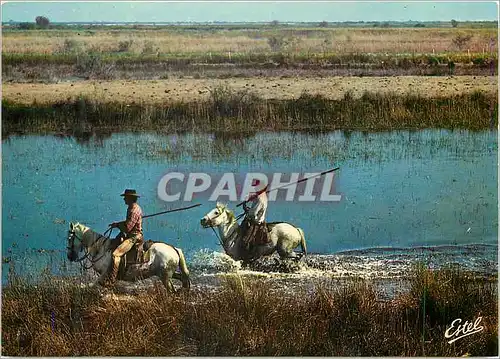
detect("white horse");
top-left (66, 222), bottom-right (190, 291)
top-left (200, 203), bottom-right (307, 262)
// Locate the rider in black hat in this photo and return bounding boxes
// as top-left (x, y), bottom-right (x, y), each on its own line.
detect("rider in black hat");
top-left (105, 189), bottom-right (144, 285)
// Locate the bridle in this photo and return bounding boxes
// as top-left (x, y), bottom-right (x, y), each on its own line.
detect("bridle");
top-left (67, 226), bottom-right (114, 270)
top-left (203, 209), bottom-right (225, 248)
top-left (204, 207), bottom-right (243, 252)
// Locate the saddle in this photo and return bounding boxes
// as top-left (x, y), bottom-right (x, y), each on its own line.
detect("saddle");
top-left (109, 238), bottom-right (149, 279)
top-left (125, 241), bottom-right (146, 265)
top-left (241, 219), bottom-right (272, 247)
top-left (121, 239), bottom-right (158, 265)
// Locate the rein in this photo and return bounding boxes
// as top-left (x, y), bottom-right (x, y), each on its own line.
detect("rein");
top-left (236, 212), bottom-right (245, 221)
top-left (206, 209), bottom-right (241, 254)
top-left (211, 227), bottom-right (225, 249)
top-left (71, 227), bottom-right (114, 270)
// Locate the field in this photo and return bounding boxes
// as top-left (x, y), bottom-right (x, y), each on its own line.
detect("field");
top-left (2, 26), bottom-right (498, 83)
top-left (3, 27), bottom-right (497, 55)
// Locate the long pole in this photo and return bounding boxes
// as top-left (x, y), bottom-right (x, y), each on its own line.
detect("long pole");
top-left (236, 167), bottom-right (340, 207)
top-left (143, 203), bottom-right (202, 219)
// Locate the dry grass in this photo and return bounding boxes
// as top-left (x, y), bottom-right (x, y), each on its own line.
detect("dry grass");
top-left (2, 76), bottom-right (497, 105)
top-left (1, 267), bottom-right (497, 356)
top-left (2, 28), bottom-right (497, 81)
top-left (2, 28), bottom-right (497, 55)
top-left (2, 88), bottom-right (497, 136)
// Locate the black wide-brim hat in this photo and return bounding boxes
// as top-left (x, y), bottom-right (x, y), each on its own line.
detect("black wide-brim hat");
top-left (120, 189), bottom-right (140, 197)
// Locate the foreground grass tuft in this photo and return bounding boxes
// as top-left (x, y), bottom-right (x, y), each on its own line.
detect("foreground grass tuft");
top-left (1, 268), bottom-right (497, 356)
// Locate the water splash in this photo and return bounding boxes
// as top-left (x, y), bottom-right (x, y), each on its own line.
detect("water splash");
top-left (189, 249), bottom-right (242, 273)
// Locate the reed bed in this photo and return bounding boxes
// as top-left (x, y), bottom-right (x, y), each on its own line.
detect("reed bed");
top-left (1, 267), bottom-right (497, 356)
top-left (5, 51), bottom-right (495, 67)
top-left (3, 62), bottom-right (496, 84)
top-left (2, 51), bottom-right (497, 80)
top-left (2, 89), bottom-right (497, 137)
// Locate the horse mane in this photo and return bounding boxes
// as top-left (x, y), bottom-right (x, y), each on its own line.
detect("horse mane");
top-left (226, 208), bottom-right (236, 224)
top-left (216, 202), bottom-right (236, 224)
top-left (72, 222), bottom-right (111, 249)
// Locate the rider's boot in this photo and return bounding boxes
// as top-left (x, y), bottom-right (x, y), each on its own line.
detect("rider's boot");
top-left (103, 255), bottom-right (121, 286)
top-left (243, 224), bottom-right (255, 251)
top-left (261, 222), bottom-right (270, 244)
top-left (240, 218), bottom-right (252, 250)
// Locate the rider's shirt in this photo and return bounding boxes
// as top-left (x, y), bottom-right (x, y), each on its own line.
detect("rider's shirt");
top-left (119, 203), bottom-right (143, 236)
top-left (245, 190), bottom-right (268, 224)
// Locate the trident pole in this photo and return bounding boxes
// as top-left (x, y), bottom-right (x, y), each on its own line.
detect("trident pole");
top-left (142, 203), bottom-right (202, 219)
top-left (236, 167), bottom-right (340, 207)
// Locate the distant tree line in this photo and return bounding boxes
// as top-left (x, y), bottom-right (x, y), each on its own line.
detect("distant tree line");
top-left (17, 16), bottom-right (50, 30)
top-left (8, 17), bottom-right (496, 31)
top-left (36, 16), bottom-right (50, 27)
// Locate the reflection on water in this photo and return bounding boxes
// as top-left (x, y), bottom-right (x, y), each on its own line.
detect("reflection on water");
top-left (2, 129), bottom-right (497, 282)
top-left (53, 129), bottom-right (114, 146)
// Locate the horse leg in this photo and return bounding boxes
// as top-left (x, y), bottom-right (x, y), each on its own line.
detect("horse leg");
top-left (97, 259), bottom-right (116, 286)
top-left (162, 269), bottom-right (176, 293)
top-left (176, 248), bottom-right (191, 290)
top-left (251, 243), bottom-right (274, 260)
top-left (167, 279), bottom-right (176, 293)
top-left (276, 240), bottom-right (299, 260)
top-left (161, 275), bottom-right (175, 293)
top-left (181, 273), bottom-right (190, 290)
top-left (298, 228), bottom-right (307, 258)
top-left (277, 247), bottom-right (298, 260)
top-left (276, 228), bottom-right (306, 261)
top-left (171, 271), bottom-right (190, 290)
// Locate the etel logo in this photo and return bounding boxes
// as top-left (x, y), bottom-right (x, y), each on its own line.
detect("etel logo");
top-left (444, 317), bottom-right (484, 344)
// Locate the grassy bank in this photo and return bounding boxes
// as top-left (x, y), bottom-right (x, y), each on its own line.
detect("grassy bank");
top-left (3, 51), bottom-right (497, 69)
top-left (2, 51), bottom-right (497, 81)
top-left (1, 268), bottom-right (497, 356)
top-left (3, 61), bottom-right (496, 83)
top-left (2, 89), bottom-right (497, 136)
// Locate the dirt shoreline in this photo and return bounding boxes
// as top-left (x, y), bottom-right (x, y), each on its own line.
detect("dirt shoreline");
top-left (3, 75), bottom-right (497, 105)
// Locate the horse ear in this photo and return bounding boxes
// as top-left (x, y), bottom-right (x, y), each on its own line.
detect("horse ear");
top-left (217, 202), bottom-right (226, 210)
top-left (70, 222), bottom-right (74, 230)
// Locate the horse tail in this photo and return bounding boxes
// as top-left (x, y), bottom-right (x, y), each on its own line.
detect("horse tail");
top-left (297, 227), bottom-right (307, 256)
top-left (174, 247), bottom-right (191, 290)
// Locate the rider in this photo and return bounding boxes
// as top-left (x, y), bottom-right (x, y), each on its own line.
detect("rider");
top-left (107, 189), bottom-right (144, 285)
top-left (241, 179), bottom-right (270, 253)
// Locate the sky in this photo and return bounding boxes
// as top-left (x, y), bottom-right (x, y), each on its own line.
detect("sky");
top-left (1, 1), bottom-right (498, 23)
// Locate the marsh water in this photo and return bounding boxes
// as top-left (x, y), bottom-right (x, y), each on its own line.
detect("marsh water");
top-left (2, 130), bottom-right (498, 287)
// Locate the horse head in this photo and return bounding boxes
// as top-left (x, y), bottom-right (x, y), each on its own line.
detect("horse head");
top-left (200, 202), bottom-right (236, 228)
top-left (66, 221), bottom-right (88, 261)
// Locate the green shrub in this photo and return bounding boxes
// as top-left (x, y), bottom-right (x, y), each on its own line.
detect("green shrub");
top-left (117, 39), bottom-right (134, 52)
